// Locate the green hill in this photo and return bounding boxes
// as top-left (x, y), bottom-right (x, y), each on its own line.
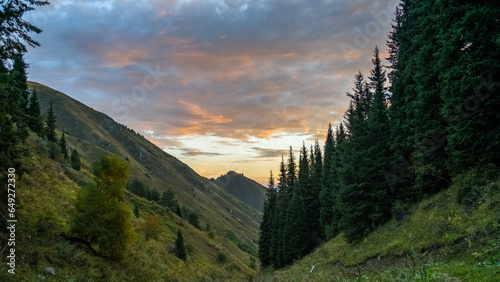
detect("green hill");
top-left (257, 174), bottom-right (500, 281)
top-left (214, 171), bottom-right (267, 211)
top-left (0, 82), bottom-right (262, 281)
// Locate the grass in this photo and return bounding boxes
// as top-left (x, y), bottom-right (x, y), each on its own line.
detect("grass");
top-left (259, 173), bottom-right (500, 281)
top-left (0, 134), bottom-right (258, 281)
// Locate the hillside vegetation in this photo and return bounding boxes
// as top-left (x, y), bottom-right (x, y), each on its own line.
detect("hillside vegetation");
top-left (0, 82), bottom-right (263, 281)
top-left (257, 0), bottom-right (499, 280)
top-left (214, 171), bottom-right (267, 211)
top-left (264, 175), bottom-right (500, 281)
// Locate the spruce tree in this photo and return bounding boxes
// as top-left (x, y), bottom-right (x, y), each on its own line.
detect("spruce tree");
top-left (0, 0), bottom-right (49, 60)
top-left (59, 131), bottom-right (69, 160)
top-left (258, 170), bottom-right (276, 268)
top-left (282, 188), bottom-right (308, 264)
top-left (438, 1), bottom-right (500, 174)
top-left (10, 54), bottom-right (29, 114)
top-left (320, 124), bottom-right (336, 238)
top-left (365, 46), bottom-right (392, 227)
top-left (27, 87), bottom-right (44, 136)
top-left (45, 100), bottom-right (57, 142)
top-left (286, 146), bottom-right (297, 188)
top-left (270, 157), bottom-right (287, 268)
top-left (133, 204), bottom-right (140, 218)
top-left (174, 229), bottom-right (187, 261)
top-left (70, 149), bottom-right (81, 171)
top-left (337, 71), bottom-right (373, 243)
top-left (310, 140), bottom-right (323, 243)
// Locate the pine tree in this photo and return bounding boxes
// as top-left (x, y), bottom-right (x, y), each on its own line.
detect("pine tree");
top-left (27, 87), bottom-right (44, 136)
top-left (10, 53), bottom-right (29, 114)
top-left (337, 71), bottom-right (374, 243)
top-left (320, 124), bottom-right (336, 238)
top-left (282, 188), bottom-right (308, 264)
top-left (133, 204), bottom-right (140, 218)
top-left (258, 170), bottom-right (277, 268)
top-left (174, 229), bottom-right (187, 261)
top-left (438, 1), bottom-right (500, 174)
top-left (286, 146), bottom-right (297, 188)
top-left (0, 0), bottom-right (49, 60)
top-left (365, 46), bottom-right (392, 227)
top-left (45, 100), bottom-right (57, 142)
top-left (270, 157), bottom-right (287, 268)
top-left (70, 149), bottom-right (81, 171)
top-left (59, 131), bottom-right (69, 160)
top-left (310, 140), bottom-right (323, 243)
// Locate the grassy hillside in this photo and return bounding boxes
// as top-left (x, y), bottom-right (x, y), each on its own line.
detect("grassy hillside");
top-left (214, 171), bottom-right (267, 211)
top-left (0, 82), bottom-right (263, 281)
top-left (258, 173), bottom-right (500, 281)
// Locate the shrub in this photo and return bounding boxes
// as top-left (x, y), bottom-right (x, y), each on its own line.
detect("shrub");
top-left (70, 154), bottom-right (136, 261)
top-left (216, 252), bottom-right (227, 263)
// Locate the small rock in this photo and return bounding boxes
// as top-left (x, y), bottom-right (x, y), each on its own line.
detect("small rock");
top-left (44, 267), bottom-right (56, 276)
top-left (37, 274), bottom-right (46, 280)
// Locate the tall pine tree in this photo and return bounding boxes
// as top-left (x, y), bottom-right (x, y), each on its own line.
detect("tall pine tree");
top-left (258, 170), bottom-right (277, 268)
top-left (27, 87), bottom-right (44, 136)
top-left (45, 100), bottom-right (57, 142)
top-left (174, 229), bottom-right (187, 261)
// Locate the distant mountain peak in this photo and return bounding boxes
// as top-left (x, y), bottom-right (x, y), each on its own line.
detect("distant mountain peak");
top-left (214, 171), bottom-right (266, 211)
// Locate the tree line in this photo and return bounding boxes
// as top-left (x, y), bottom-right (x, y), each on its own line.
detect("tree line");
top-left (259, 0), bottom-right (499, 269)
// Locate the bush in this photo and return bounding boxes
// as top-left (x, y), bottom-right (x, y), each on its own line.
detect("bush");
top-left (455, 168), bottom-right (498, 209)
top-left (70, 154), bottom-right (136, 261)
top-left (216, 252), bottom-right (227, 263)
top-left (143, 214), bottom-right (162, 241)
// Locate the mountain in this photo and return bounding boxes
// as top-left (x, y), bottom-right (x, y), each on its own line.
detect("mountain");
top-left (12, 81), bottom-right (262, 280)
top-left (214, 171), bottom-right (268, 211)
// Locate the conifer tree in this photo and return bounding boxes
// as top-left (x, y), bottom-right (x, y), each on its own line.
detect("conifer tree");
top-left (437, 1), bottom-right (500, 174)
top-left (365, 46), bottom-right (392, 227)
top-left (282, 188), bottom-right (308, 264)
top-left (45, 100), bottom-right (57, 142)
top-left (320, 124), bottom-right (336, 238)
top-left (174, 229), bottom-right (187, 261)
top-left (27, 87), bottom-right (44, 136)
top-left (0, 0), bottom-right (49, 60)
top-left (286, 146), bottom-right (297, 188)
top-left (10, 54), bottom-right (29, 113)
top-left (297, 143), bottom-right (310, 196)
top-left (258, 170), bottom-right (276, 268)
top-left (59, 131), bottom-right (69, 160)
top-left (70, 149), bottom-right (81, 171)
top-left (310, 139), bottom-right (323, 242)
top-left (270, 157), bottom-right (287, 268)
top-left (337, 71), bottom-right (374, 243)
top-left (134, 204), bottom-right (140, 218)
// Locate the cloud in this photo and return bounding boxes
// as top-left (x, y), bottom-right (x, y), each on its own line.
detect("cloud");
top-left (251, 147), bottom-right (289, 159)
top-left (25, 0), bottom-right (397, 144)
top-left (178, 148), bottom-right (226, 157)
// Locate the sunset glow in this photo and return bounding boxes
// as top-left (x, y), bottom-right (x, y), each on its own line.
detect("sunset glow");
top-left (25, 0), bottom-right (397, 184)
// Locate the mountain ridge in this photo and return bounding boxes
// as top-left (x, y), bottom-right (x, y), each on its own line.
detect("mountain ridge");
top-left (214, 170), bottom-right (267, 211)
top-left (19, 81), bottom-right (262, 280)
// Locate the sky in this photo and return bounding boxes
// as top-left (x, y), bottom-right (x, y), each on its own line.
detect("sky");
top-left (25, 0), bottom-right (398, 185)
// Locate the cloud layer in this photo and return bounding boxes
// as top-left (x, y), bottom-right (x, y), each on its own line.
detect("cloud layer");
top-left (25, 0), bottom-right (398, 182)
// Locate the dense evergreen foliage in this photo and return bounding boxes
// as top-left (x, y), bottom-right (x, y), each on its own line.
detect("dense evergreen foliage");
top-left (45, 100), bottom-right (57, 142)
top-left (70, 149), bottom-right (81, 171)
top-left (259, 0), bottom-right (499, 268)
top-left (174, 229), bottom-right (187, 261)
